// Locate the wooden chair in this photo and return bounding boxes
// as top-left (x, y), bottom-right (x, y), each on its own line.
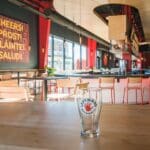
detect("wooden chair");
top-left (75, 82), bottom-right (89, 91)
top-left (80, 78), bottom-right (99, 90)
top-left (69, 77), bottom-right (81, 93)
top-left (123, 77), bottom-right (143, 104)
top-left (0, 86), bottom-right (29, 102)
top-left (0, 80), bottom-right (18, 87)
top-left (99, 77), bottom-right (115, 104)
top-left (20, 72), bottom-right (37, 95)
top-left (74, 82), bottom-right (89, 101)
top-left (69, 77), bottom-right (81, 84)
top-left (47, 78), bottom-right (76, 101)
top-left (0, 73), bottom-right (12, 80)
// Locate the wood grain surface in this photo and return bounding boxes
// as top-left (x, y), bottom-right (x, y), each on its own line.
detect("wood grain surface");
top-left (0, 101), bottom-right (150, 150)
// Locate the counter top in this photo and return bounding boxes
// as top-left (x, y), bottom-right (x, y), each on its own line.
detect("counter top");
top-left (55, 73), bottom-right (150, 78)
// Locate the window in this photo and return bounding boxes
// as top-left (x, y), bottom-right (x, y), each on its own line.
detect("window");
top-left (48, 36), bottom-right (52, 67)
top-left (47, 35), bottom-right (88, 71)
top-left (53, 36), bottom-right (64, 71)
top-left (74, 43), bottom-right (81, 70)
top-left (65, 41), bottom-right (73, 70)
top-left (81, 45), bottom-right (87, 69)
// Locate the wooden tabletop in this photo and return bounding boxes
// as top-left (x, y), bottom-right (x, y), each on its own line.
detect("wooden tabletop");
top-left (0, 102), bottom-right (150, 150)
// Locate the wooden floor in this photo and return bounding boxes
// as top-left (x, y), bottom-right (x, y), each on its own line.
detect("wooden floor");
top-left (0, 102), bottom-right (150, 150)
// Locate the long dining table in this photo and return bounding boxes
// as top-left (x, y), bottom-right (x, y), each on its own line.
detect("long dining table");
top-left (0, 101), bottom-right (150, 150)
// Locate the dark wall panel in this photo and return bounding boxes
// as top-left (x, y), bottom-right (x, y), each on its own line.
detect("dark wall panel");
top-left (142, 52), bottom-right (150, 69)
top-left (0, 0), bottom-right (38, 70)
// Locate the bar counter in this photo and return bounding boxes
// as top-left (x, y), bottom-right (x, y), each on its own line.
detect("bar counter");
top-left (18, 73), bottom-right (149, 102)
top-left (0, 101), bottom-right (150, 150)
top-left (55, 72), bottom-right (150, 79)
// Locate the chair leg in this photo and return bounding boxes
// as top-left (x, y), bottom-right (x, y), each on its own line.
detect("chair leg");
top-left (127, 89), bottom-right (128, 104)
top-left (143, 88), bottom-right (144, 104)
top-left (113, 89), bottom-right (115, 104)
top-left (95, 90), bottom-right (98, 100)
top-left (68, 88), bottom-right (71, 94)
top-left (111, 89), bottom-right (113, 104)
top-left (136, 89), bottom-right (137, 104)
top-left (101, 90), bottom-right (103, 103)
top-left (141, 88), bottom-right (143, 104)
top-left (123, 88), bottom-right (125, 104)
top-left (149, 87), bottom-right (150, 104)
top-left (57, 88), bottom-right (61, 102)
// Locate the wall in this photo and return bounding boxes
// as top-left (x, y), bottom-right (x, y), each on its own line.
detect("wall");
top-left (142, 52), bottom-right (150, 68)
top-left (122, 52), bottom-right (131, 72)
top-left (0, 0), bottom-right (38, 70)
top-left (140, 45), bottom-right (150, 69)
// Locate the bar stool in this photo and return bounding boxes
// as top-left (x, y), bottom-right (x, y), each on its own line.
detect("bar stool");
top-left (123, 77), bottom-right (143, 104)
top-left (99, 77), bottom-right (115, 104)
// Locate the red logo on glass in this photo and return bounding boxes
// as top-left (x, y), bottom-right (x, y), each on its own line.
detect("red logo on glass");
top-left (80, 98), bottom-right (97, 115)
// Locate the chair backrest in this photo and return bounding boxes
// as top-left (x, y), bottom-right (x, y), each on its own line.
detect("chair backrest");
top-left (26, 72), bottom-right (35, 77)
top-left (0, 80), bottom-right (18, 87)
top-left (99, 77), bottom-right (115, 88)
top-left (100, 77), bottom-right (114, 83)
top-left (81, 78), bottom-right (99, 88)
top-left (74, 82), bottom-right (89, 95)
top-left (69, 77), bottom-right (81, 86)
top-left (76, 82), bottom-right (89, 90)
top-left (127, 77), bottom-right (142, 87)
top-left (128, 77), bottom-right (142, 84)
top-left (0, 86), bottom-right (28, 102)
top-left (56, 78), bottom-right (75, 88)
top-left (1, 73), bottom-right (12, 80)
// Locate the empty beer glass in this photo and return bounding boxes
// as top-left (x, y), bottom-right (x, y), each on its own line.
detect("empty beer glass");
top-left (76, 84), bottom-right (102, 138)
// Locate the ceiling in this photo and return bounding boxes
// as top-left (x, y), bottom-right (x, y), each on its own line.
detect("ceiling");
top-left (53, 0), bottom-right (109, 42)
top-left (53, 0), bottom-right (150, 43)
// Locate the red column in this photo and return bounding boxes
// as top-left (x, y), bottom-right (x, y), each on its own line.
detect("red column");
top-left (87, 38), bottom-right (97, 69)
top-left (39, 16), bottom-right (51, 69)
top-left (136, 53), bottom-right (142, 69)
top-left (122, 52), bottom-right (131, 72)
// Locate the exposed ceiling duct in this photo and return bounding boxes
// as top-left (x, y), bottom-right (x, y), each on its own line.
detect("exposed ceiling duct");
top-left (8, 0), bottom-right (110, 48)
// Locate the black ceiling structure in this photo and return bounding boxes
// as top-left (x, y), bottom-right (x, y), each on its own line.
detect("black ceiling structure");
top-left (94, 4), bottom-right (145, 43)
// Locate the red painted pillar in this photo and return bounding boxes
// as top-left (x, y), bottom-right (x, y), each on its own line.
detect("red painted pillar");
top-left (39, 16), bottom-right (51, 69)
top-left (87, 38), bottom-right (97, 69)
top-left (136, 53), bottom-right (142, 69)
top-left (122, 52), bottom-right (131, 72)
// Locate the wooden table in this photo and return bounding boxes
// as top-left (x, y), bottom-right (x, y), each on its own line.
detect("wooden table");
top-left (0, 102), bottom-right (150, 150)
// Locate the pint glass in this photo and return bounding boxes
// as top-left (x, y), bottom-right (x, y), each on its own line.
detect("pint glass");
top-left (76, 88), bottom-right (102, 137)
